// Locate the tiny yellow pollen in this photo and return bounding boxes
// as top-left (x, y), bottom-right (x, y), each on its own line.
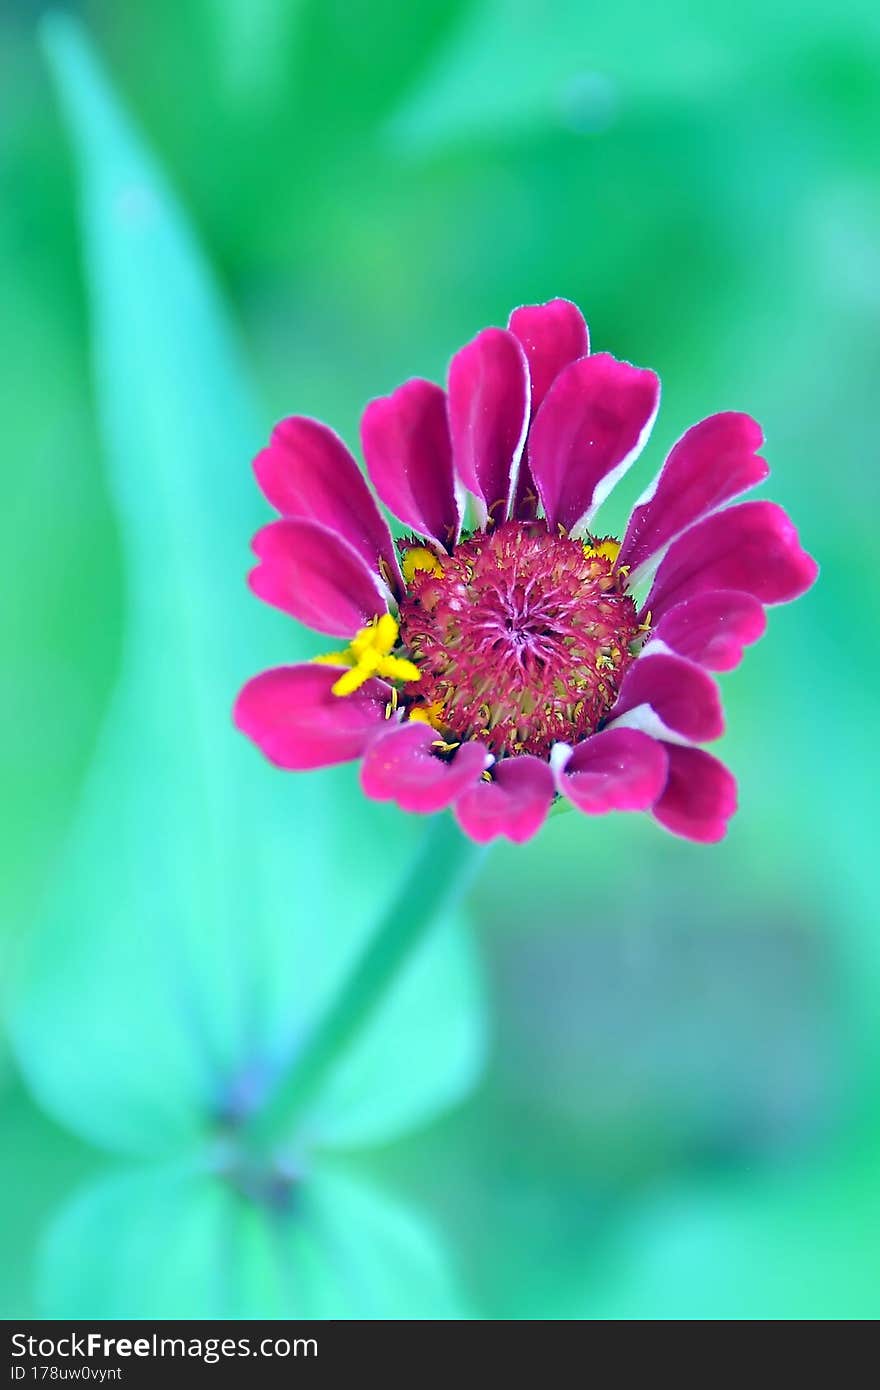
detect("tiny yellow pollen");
top-left (402, 546), bottom-right (443, 584)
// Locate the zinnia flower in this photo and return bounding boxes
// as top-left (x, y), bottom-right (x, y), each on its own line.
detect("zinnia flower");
top-left (234, 300), bottom-right (817, 844)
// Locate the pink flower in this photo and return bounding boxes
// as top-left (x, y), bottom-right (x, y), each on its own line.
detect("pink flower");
top-left (235, 300), bottom-right (817, 845)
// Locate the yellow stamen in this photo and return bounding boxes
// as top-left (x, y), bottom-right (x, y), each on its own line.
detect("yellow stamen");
top-left (402, 546), bottom-right (443, 584)
top-left (313, 614), bottom-right (421, 698)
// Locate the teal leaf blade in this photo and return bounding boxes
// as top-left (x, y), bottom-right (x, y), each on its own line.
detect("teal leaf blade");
top-left (388, 0), bottom-right (877, 152)
top-left (580, 1144), bottom-right (880, 1320)
top-left (38, 1163), bottom-right (235, 1320)
top-left (304, 909), bottom-right (487, 1151)
top-left (0, 1079), bottom-right (101, 1319)
top-left (10, 15), bottom-right (485, 1156)
top-left (39, 1163), bottom-right (468, 1319)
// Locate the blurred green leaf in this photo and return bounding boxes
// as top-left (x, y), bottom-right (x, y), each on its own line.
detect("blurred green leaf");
top-left (0, 1080), bottom-right (101, 1319)
top-left (10, 14), bottom-right (485, 1158)
top-left (303, 917), bottom-right (486, 1151)
top-left (0, 17), bottom-right (118, 969)
top-left (39, 1163), bottom-right (231, 1319)
top-left (39, 1161), bottom-right (465, 1319)
top-left (577, 1141), bottom-right (880, 1319)
top-left (390, 0), bottom-right (880, 150)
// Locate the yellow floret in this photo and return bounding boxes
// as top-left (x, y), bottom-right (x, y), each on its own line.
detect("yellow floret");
top-left (312, 614), bottom-right (421, 697)
top-left (402, 546), bottom-right (443, 584)
top-left (583, 537), bottom-right (621, 565)
top-left (408, 700), bottom-right (446, 730)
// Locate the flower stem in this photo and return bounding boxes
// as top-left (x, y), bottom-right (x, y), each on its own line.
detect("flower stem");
top-left (246, 813), bottom-right (486, 1150)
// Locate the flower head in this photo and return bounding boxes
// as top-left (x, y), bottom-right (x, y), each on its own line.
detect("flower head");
top-left (235, 300), bottom-right (817, 844)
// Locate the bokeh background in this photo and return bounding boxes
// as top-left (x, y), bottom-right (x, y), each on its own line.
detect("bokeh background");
top-left (2, 0), bottom-right (879, 1319)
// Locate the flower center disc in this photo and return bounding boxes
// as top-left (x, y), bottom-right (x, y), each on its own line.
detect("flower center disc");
top-left (398, 521), bottom-right (640, 757)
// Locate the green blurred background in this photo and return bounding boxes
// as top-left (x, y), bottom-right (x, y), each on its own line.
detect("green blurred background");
top-left (2, 0), bottom-right (878, 1320)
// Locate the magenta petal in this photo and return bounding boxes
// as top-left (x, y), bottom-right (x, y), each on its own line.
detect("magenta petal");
top-left (361, 379), bottom-right (459, 549)
top-left (528, 353), bottom-right (660, 535)
top-left (454, 755), bottom-right (555, 844)
top-left (644, 500), bottom-right (819, 620)
top-left (508, 299), bottom-right (589, 519)
top-left (249, 518), bottom-right (388, 638)
top-left (508, 299), bottom-right (589, 416)
top-left (253, 417), bottom-right (401, 589)
top-left (234, 664), bottom-right (391, 770)
top-left (650, 590), bottom-right (767, 671)
top-left (360, 724), bottom-right (491, 814)
top-left (609, 651), bottom-right (724, 743)
top-left (619, 412), bottom-right (769, 578)
top-left (555, 727), bottom-right (669, 814)
top-left (652, 745), bottom-right (737, 843)
top-left (447, 327), bottom-right (530, 522)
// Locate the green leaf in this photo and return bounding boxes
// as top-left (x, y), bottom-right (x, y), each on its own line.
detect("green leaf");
top-left (303, 910), bottom-right (487, 1150)
top-left (0, 1080), bottom-right (101, 1319)
top-left (10, 15), bottom-right (484, 1156)
top-left (39, 1162), bottom-right (467, 1319)
top-left (389, 0), bottom-right (878, 151)
top-left (579, 1145), bottom-right (880, 1319)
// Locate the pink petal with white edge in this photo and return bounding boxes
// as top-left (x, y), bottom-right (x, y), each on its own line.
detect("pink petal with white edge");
top-left (619, 412), bottom-right (769, 581)
top-left (644, 499), bottom-right (819, 620)
top-left (253, 417), bottom-right (401, 590)
top-left (508, 299), bottom-right (589, 416)
top-left (528, 353), bottom-right (660, 535)
top-left (234, 664), bottom-right (392, 770)
top-left (360, 724), bottom-right (491, 815)
top-left (361, 379), bottom-right (459, 550)
top-left (508, 299), bottom-right (589, 519)
top-left (652, 745), bottom-right (737, 843)
top-left (553, 728), bottom-right (669, 814)
top-left (608, 651), bottom-right (724, 744)
top-left (454, 755), bottom-right (555, 844)
top-left (249, 518), bottom-right (388, 638)
top-left (648, 589), bottom-right (767, 671)
top-left (447, 327), bottom-right (530, 523)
